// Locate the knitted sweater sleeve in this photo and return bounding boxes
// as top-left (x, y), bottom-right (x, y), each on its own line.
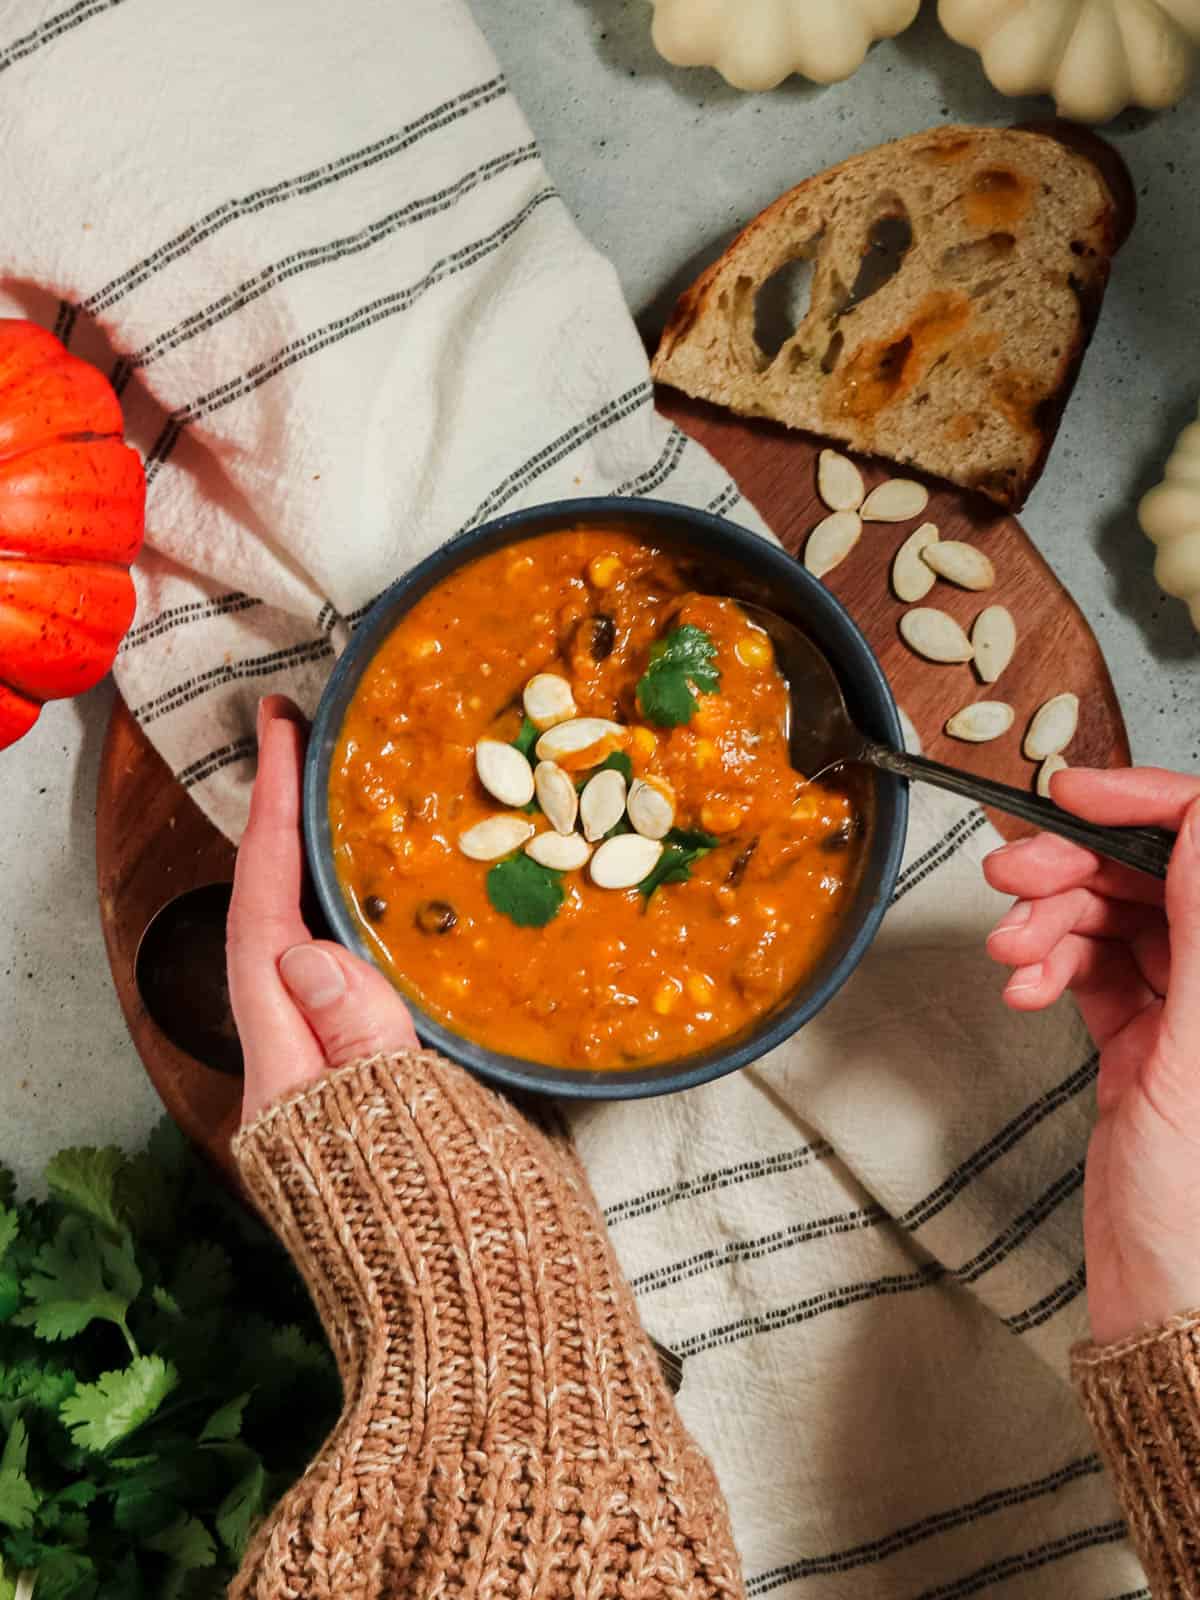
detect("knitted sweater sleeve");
top-left (1072, 1312), bottom-right (1200, 1599)
top-left (229, 1049), bottom-right (745, 1600)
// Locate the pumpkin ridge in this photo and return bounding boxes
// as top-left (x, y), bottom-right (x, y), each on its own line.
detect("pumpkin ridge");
top-left (0, 318), bottom-right (143, 750)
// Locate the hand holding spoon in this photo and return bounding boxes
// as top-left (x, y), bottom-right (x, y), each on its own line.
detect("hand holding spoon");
top-left (738, 602), bottom-right (1176, 879)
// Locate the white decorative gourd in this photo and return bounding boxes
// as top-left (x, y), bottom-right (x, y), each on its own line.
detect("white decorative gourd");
top-left (939, 0), bottom-right (1200, 124)
top-left (649, 0), bottom-right (920, 91)
top-left (1139, 404), bottom-right (1200, 630)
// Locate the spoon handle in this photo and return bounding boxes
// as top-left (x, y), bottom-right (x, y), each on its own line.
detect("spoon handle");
top-left (864, 743), bottom-right (1176, 880)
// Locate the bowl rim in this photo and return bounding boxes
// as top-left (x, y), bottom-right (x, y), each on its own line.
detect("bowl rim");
top-left (303, 496), bottom-right (908, 1099)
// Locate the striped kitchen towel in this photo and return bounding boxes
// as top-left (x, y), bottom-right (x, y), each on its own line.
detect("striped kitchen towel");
top-left (0, 2), bottom-right (1142, 1595)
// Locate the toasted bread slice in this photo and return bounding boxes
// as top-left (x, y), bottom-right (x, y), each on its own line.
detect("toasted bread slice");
top-left (652, 126), bottom-right (1121, 508)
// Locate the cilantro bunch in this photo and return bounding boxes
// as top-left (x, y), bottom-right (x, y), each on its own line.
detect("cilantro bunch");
top-left (0, 1123), bottom-right (341, 1600)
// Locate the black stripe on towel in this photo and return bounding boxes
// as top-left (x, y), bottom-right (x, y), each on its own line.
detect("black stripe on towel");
top-left (675, 1263), bottom-right (944, 1359)
top-left (119, 593), bottom-right (260, 653)
top-left (892, 810), bottom-right (989, 903)
top-left (178, 735), bottom-right (256, 791)
top-left (953, 1161), bottom-right (1084, 1287)
top-left (86, 76), bottom-right (509, 313)
top-left (706, 483), bottom-right (742, 518)
top-left (339, 383), bottom-right (660, 629)
top-left (604, 1142), bottom-right (831, 1228)
top-left (629, 1205), bottom-right (886, 1297)
top-left (892, 811), bottom-right (985, 893)
top-left (1005, 1262), bottom-right (1086, 1334)
top-left (52, 299), bottom-right (78, 346)
top-left (119, 143), bottom-right (540, 379)
top-left (672, 1161), bottom-right (1091, 1355)
top-left (459, 381), bottom-right (653, 532)
top-left (142, 187), bottom-right (559, 487)
top-left (744, 1455), bottom-right (1102, 1592)
top-left (631, 1155), bottom-right (1082, 1302)
top-left (906, 1520), bottom-right (1128, 1600)
top-left (0, 0), bottom-right (126, 74)
top-left (612, 427), bottom-right (688, 499)
top-left (141, 361), bottom-right (657, 753)
top-left (132, 638), bottom-right (333, 726)
top-left (902, 1052), bottom-right (1098, 1232)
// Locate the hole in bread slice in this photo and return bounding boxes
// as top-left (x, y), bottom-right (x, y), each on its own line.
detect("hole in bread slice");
top-left (841, 209), bottom-right (913, 316)
top-left (753, 252), bottom-right (818, 365)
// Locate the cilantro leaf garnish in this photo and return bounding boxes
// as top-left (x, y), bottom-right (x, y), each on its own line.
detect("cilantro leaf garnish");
top-left (586, 750), bottom-right (633, 785)
top-left (486, 854), bottom-right (565, 928)
top-left (638, 826), bottom-right (720, 901)
top-left (511, 716), bottom-right (539, 759)
top-left (636, 625), bottom-right (720, 727)
top-left (511, 718), bottom-right (544, 813)
top-left (665, 826), bottom-right (721, 852)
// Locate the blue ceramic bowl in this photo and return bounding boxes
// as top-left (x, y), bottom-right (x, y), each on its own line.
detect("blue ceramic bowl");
top-left (304, 497), bottom-right (908, 1100)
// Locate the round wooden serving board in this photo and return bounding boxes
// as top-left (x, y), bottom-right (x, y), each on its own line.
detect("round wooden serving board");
top-left (97, 397), bottom-right (1129, 1178)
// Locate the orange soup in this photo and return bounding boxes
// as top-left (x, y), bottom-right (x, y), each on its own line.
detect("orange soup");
top-left (328, 529), bottom-right (866, 1068)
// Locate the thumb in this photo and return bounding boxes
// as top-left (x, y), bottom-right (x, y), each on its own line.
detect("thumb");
top-left (278, 941), bottom-right (420, 1069)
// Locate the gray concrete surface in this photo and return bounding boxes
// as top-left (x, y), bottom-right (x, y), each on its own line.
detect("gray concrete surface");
top-left (1, 0), bottom-right (1196, 1188)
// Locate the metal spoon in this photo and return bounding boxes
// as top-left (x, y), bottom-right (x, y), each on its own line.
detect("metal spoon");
top-left (739, 602), bottom-right (1176, 879)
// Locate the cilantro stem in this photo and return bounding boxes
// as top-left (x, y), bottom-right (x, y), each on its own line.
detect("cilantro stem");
top-left (117, 1315), bottom-right (140, 1360)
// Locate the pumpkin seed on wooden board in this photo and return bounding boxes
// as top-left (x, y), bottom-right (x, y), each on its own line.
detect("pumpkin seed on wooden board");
top-left (1037, 754), bottom-right (1069, 798)
top-left (971, 606), bottom-right (1017, 683)
top-left (945, 701), bottom-right (1014, 742)
top-left (1024, 693), bottom-right (1079, 761)
top-left (535, 717), bottom-right (623, 763)
top-left (805, 510), bottom-right (861, 580)
top-left (475, 739), bottom-right (535, 807)
top-left (590, 832), bottom-right (663, 890)
top-left (534, 760), bottom-right (578, 834)
top-left (523, 673), bottom-right (577, 730)
top-left (861, 479), bottom-right (929, 522)
top-left (817, 449), bottom-right (864, 513)
top-left (921, 541), bottom-right (995, 592)
top-left (627, 776), bottom-right (676, 839)
top-left (458, 815), bottom-right (536, 860)
top-left (899, 607), bottom-right (974, 664)
top-left (526, 831), bottom-right (592, 871)
top-left (892, 523), bottom-right (939, 603)
top-left (580, 767), bottom-right (628, 842)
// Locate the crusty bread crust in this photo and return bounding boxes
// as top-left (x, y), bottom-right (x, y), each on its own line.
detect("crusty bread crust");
top-left (652, 126), bottom-right (1123, 509)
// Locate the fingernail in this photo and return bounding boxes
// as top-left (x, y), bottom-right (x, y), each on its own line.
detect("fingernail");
top-left (1005, 963), bottom-right (1044, 996)
top-left (256, 697), bottom-right (269, 746)
top-left (279, 944), bottom-right (346, 1008)
top-left (987, 901), bottom-right (1032, 943)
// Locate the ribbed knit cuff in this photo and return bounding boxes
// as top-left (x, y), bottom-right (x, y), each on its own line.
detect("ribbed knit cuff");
top-left (229, 1052), bottom-right (746, 1600)
top-left (1072, 1311), bottom-right (1200, 1599)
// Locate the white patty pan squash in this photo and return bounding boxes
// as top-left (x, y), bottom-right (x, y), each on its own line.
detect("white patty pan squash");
top-left (650, 0), bottom-right (920, 91)
top-left (939, 0), bottom-right (1200, 124)
top-left (1139, 405), bottom-right (1200, 629)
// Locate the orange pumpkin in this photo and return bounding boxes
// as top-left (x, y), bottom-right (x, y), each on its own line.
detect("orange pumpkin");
top-left (0, 319), bottom-right (145, 750)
